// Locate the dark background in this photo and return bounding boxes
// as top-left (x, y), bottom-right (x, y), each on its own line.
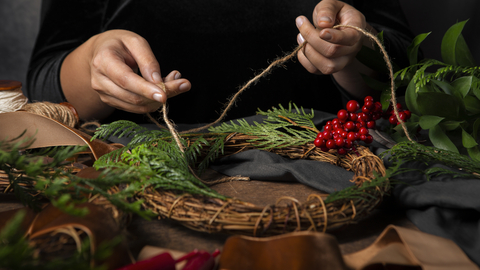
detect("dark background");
top-left (1, 0), bottom-right (479, 93)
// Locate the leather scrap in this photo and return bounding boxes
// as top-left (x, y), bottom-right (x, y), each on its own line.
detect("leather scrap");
top-left (218, 225), bottom-right (479, 270)
top-left (0, 111), bottom-right (120, 160)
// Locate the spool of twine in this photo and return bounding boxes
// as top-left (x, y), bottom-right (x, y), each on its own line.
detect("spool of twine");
top-left (0, 80), bottom-right (79, 128)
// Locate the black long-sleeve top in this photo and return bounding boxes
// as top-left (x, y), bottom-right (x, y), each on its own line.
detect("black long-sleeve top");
top-left (26, 0), bottom-right (413, 124)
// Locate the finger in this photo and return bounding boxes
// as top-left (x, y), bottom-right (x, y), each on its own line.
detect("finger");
top-left (296, 16), bottom-right (354, 58)
top-left (297, 49), bottom-right (322, 75)
top-left (99, 92), bottom-right (160, 114)
top-left (296, 34), bottom-right (322, 75)
top-left (121, 34), bottom-right (163, 85)
top-left (312, 0), bottom-right (344, 28)
top-left (96, 49), bottom-right (167, 103)
top-left (303, 42), bottom-right (351, 74)
top-left (92, 72), bottom-right (160, 111)
top-left (162, 78), bottom-right (191, 99)
top-left (164, 70), bottom-right (182, 82)
top-left (319, 27), bottom-right (362, 47)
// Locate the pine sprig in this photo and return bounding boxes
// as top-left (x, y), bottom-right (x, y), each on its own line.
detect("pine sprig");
top-left (0, 140), bottom-right (87, 211)
top-left (209, 103), bottom-right (318, 149)
top-left (92, 120), bottom-right (169, 144)
top-left (381, 141), bottom-right (480, 176)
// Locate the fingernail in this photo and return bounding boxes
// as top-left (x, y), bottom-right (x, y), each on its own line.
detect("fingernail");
top-left (320, 31), bottom-right (332, 41)
top-left (152, 72), bottom-right (162, 83)
top-left (319, 16), bottom-right (332, 23)
top-left (179, 83), bottom-right (189, 93)
top-left (174, 72), bottom-right (182, 80)
top-left (153, 93), bottom-right (163, 102)
top-left (297, 34), bottom-right (305, 44)
top-left (295, 17), bottom-right (304, 28)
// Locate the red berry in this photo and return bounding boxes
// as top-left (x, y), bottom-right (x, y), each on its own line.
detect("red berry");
top-left (324, 124), bottom-right (333, 131)
top-left (337, 109), bottom-right (348, 122)
top-left (340, 130), bottom-right (348, 138)
top-left (326, 139), bottom-right (337, 149)
top-left (314, 138), bottom-right (325, 148)
top-left (337, 148), bottom-right (348, 155)
top-left (365, 134), bottom-right (373, 144)
top-left (359, 127), bottom-right (369, 135)
top-left (360, 134), bottom-right (367, 141)
top-left (367, 121), bottom-right (376, 129)
top-left (347, 132), bottom-right (356, 141)
top-left (323, 131), bottom-right (332, 139)
top-left (399, 112), bottom-right (408, 121)
top-left (374, 102), bottom-right (383, 112)
top-left (346, 100), bottom-right (360, 113)
top-left (404, 110), bottom-right (412, 119)
top-left (364, 100), bottom-right (374, 109)
top-left (358, 112), bottom-right (369, 121)
top-left (389, 115), bottom-right (398, 125)
top-left (364, 96), bottom-right (374, 104)
top-left (335, 138), bottom-right (345, 147)
top-left (396, 103), bottom-right (403, 110)
top-left (344, 121), bottom-right (355, 131)
top-left (361, 106), bottom-right (370, 114)
top-left (349, 113), bottom-right (358, 121)
top-left (344, 139), bottom-right (353, 148)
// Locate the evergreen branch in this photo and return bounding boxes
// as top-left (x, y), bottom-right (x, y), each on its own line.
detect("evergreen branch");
top-left (381, 141), bottom-right (480, 175)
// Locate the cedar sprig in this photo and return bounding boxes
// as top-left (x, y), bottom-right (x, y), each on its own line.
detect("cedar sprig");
top-left (381, 141), bottom-right (480, 176)
top-left (209, 103), bottom-right (318, 149)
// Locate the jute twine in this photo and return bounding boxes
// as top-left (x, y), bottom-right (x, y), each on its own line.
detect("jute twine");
top-left (0, 81), bottom-right (79, 128)
top-left (152, 24), bottom-right (413, 151)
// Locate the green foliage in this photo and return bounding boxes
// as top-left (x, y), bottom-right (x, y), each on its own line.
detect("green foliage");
top-left (210, 103), bottom-right (318, 149)
top-left (0, 139), bottom-right (87, 211)
top-left (0, 211), bottom-right (110, 270)
top-left (381, 141), bottom-right (480, 176)
top-left (359, 20), bottom-right (480, 161)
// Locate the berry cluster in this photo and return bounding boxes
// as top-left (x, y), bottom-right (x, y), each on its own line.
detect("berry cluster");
top-left (384, 103), bottom-right (411, 125)
top-left (313, 96), bottom-right (384, 155)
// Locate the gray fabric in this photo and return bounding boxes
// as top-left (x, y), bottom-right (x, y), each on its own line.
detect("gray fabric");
top-left (210, 149), bottom-right (354, 193)
top-left (391, 161), bottom-right (480, 266)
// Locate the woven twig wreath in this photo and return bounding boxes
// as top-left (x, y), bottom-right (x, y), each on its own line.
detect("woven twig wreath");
top-left (137, 133), bottom-right (388, 237)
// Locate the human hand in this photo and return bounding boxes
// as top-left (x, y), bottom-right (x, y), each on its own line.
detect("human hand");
top-left (295, 0), bottom-right (372, 75)
top-left (77, 30), bottom-right (190, 116)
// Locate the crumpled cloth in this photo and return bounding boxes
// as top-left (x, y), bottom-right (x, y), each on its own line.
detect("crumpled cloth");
top-left (389, 160), bottom-right (480, 266)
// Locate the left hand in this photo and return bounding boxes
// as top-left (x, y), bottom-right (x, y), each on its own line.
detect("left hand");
top-left (295, 0), bottom-right (367, 75)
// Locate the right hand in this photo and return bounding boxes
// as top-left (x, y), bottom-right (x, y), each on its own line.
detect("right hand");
top-left (61, 30), bottom-right (191, 120)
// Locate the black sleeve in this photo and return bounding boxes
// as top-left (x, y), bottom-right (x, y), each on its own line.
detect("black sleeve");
top-left (25, 0), bottom-right (106, 103)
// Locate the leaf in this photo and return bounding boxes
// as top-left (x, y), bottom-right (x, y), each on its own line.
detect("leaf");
top-left (440, 120), bottom-right (462, 131)
top-left (461, 128), bottom-right (478, 148)
top-left (404, 78), bottom-right (421, 115)
top-left (407, 32), bottom-right (431, 65)
top-left (472, 118), bottom-right (480, 139)
top-left (419, 115), bottom-right (445, 129)
top-left (417, 92), bottom-right (465, 120)
top-left (429, 125), bottom-right (459, 153)
top-left (452, 76), bottom-right (472, 98)
top-left (464, 95), bottom-right (480, 114)
top-left (430, 79), bottom-right (454, 95)
top-left (441, 20), bottom-right (475, 66)
top-left (380, 90), bottom-right (392, 111)
top-left (467, 145), bottom-right (480, 162)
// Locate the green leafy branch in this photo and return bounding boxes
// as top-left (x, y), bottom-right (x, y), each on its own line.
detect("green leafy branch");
top-left (360, 20), bottom-right (480, 162)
